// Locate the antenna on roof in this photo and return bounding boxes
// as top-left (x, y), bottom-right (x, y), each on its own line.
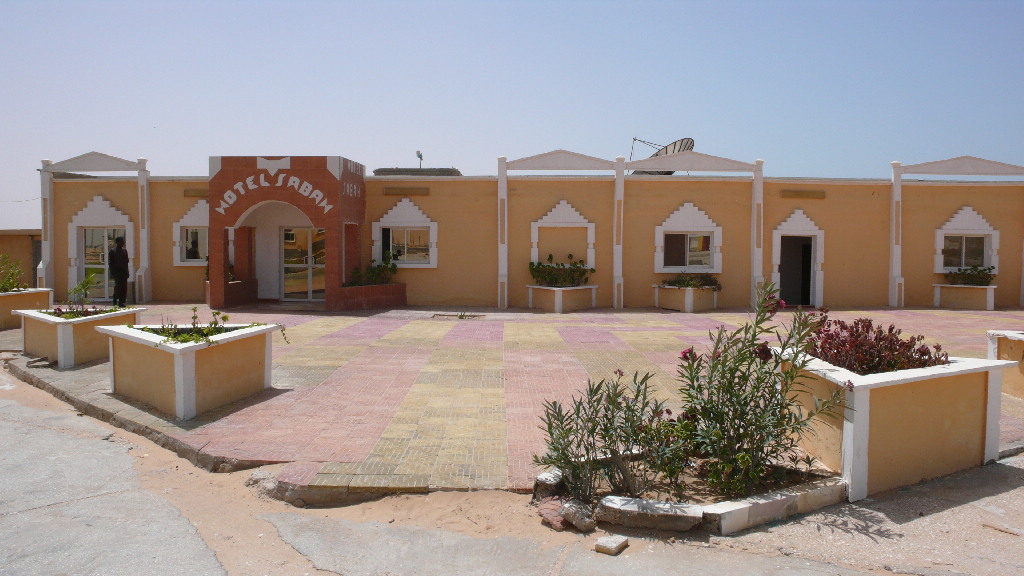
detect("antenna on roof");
top-left (630, 137), bottom-right (695, 175)
top-left (416, 150), bottom-right (423, 169)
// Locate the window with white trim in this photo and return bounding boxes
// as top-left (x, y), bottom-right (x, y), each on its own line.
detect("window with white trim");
top-left (654, 203), bottom-right (722, 273)
top-left (180, 227), bottom-right (209, 263)
top-left (941, 235), bottom-right (985, 269)
top-left (382, 226), bottom-right (431, 264)
top-left (663, 233), bottom-right (712, 268)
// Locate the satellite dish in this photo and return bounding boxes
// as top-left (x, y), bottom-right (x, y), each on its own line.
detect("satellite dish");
top-left (631, 138), bottom-right (695, 175)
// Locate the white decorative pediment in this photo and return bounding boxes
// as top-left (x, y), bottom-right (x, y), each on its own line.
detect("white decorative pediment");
top-left (372, 198), bottom-right (437, 268)
top-left (934, 206), bottom-right (999, 273)
top-left (507, 149), bottom-right (615, 171)
top-left (627, 150), bottom-right (756, 173)
top-left (655, 203), bottom-right (723, 273)
top-left (48, 151), bottom-right (143, 173)
top-left (776, 209), bottom-right (821, 235)
top-left (903, 156), bottom-right (1024, 176)
top-left (173, 200), bottom-right (210, 266)
top-left (531, 200), bottom-right (595, 264)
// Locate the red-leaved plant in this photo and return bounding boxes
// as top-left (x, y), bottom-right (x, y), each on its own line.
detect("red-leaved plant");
top-left (807, 315), bottom-right (949, 376)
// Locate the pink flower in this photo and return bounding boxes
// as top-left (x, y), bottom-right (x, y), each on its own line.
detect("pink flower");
top-left (680, 347), bottom-right (695, 361)
top-left (754, 343), bottom-right (772, 362)
top-left (614, 369), bottom-right (624, 378)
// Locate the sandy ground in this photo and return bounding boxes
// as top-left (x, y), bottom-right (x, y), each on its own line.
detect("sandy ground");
top-left (0, 372), bottom-right (588, 576)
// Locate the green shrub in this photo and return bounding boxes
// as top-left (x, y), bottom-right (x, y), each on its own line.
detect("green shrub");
top-left (674, 283), bottom-right (844, 496)
top-left (528, 254), bottom-right (595, 287)
top-left (533, 371), bottom-right (676, 503)
top-left (944, 265), bottom-right (995, 286)
top-left (662, 273), bottom-right (721, 291)
top-left (0, 254), bottom-right (27, 293)
top-left (347, 251), bottom-right (398, 286)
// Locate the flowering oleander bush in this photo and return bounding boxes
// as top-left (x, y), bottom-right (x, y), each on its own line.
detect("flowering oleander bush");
top-left (528, 254), bottom-right (595, 288)
top-left (807, 314), bottom-right (949, 376)
top-left (674, 283), bottom-right (843, 496)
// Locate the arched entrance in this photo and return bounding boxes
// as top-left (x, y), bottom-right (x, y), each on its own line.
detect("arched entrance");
top-left (206, 156), bottom-right (366, 309)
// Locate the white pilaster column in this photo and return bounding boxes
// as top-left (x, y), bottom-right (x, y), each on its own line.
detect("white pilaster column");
top-left (497, 156), bottom-right (509, 309)
top-left (889, 161), bottom-right (903, 307)
top-left (136, 159), bottom-right (152, 303)
top-left (38, 160), bottom-right (54, 289)
top-left (751, 159), bottom-right (765, 306)
top-left (613, 156), bottom-right (625, 309)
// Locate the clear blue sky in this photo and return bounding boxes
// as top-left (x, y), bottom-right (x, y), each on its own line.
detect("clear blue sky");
top-left (1, 0), bottom-right (1021, 229)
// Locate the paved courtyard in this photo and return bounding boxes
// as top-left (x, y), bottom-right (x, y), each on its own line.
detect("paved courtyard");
top-left (2, 303), bottom-right (1023, 498)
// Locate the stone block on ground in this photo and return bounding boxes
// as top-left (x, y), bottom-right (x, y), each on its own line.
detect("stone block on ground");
top-left (559, 499), bottom-right (596, 532)
top-left (532, 468), bottom-right (563, 502)
top-left (537, 497), bottom-right (568, 531)
top-left (594, 535), bottom-right (629, 556)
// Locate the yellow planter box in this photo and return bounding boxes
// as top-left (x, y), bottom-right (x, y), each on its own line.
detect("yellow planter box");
top-left (797, 354), bottom-right (1015, 501)
top-left (527, 285), bottom-right (597, 313)
top-left (95, 323), bottom-right (281, 420)
top-left (989, 330), bottom-right (1024, 399)
top-left (15, 307), bottom-right (142, 368)
top-left (0, 289), bottom-right (52, 330)
top-left (933, 284), bottom-right (996, 310)
top-left (652, 285), bottom-right (718, 312)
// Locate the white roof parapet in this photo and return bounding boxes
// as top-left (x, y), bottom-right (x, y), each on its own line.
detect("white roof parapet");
top-left (626, 150), bottom-right (756, 173)
top-left (901, 155), bottom-right (1024, 176)
top-left (506, 149), bottom-right (615, 171)
top-left (46, 151), bottom-right (144, 172)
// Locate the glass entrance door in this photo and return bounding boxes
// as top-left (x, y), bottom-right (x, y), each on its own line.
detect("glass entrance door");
top-left (281, 228), bottom-right (326, 301)
top-left (82, 227), bottom-right (125, 300)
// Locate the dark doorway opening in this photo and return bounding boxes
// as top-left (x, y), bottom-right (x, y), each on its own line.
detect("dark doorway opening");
top-left (779, 236), bottom-right (812, 306)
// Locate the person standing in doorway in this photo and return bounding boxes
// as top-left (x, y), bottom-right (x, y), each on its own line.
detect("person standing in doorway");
top-left (108, 236), bottom-right (130, 307)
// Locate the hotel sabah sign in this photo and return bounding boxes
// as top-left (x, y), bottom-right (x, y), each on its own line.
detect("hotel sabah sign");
top-left (209, 156), bottom-right (364, 219)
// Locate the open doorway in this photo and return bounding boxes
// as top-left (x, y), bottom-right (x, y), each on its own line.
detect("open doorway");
top-left (779, 235), bottom-right (813, 306)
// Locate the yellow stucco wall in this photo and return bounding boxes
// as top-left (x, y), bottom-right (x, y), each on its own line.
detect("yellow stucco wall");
top-left (71, 312), bottom-right (140, 365)
top-left (22, 315), bottom-right (59, 362)
top-left (624, 178), bottom-right (751, 308)
top-left (194, 334), bottom-right (267, 415)
top-left (867, 373), bottom-right (986, 495)
top-left (364, 179), bottom-right (499, 307)
top-left (762, 181), bottom-right (891, 307)
top-left (51, 179), bottom-right (141, 300)
top-left (901, 183), bottom-right (1024, 308)
top-left (111, 337), bottom-right (177, 416)
top-left (997, 337), bottom-right (1024, 398)
top-left (507, 178), bottom-right (614, 308)
top-left (149, 181), bottom-right (209, 301)
top-left (0, 233), bottom-right (38, 287)
top-left (935, 285), bottom-right (991, 310)
top-left (793, 371), bottom-right (845, 473)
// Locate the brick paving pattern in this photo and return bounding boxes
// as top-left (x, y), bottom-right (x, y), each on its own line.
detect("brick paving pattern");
top-left (1, 303), bottom-right (1022, 495)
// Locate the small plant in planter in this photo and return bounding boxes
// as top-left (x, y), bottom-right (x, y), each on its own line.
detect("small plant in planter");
top-left (807, 313), bottom-right (949, 376)
top-left (346, 251), bottom-right (398, 286)
top-left (661, 273), bottom-right (721, 291)
top-left (529, 254), bottom-right (595, 287)
top-left (130, 307), bottom-right (287, 346)
top-left (43, 273), bottom-right (123, 319)
top-left (944, 265), bottom-right (995, 286)
top-left (0, 254), bottom-right (29, 293)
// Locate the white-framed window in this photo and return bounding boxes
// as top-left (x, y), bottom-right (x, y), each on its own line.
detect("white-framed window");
top-left (173, 200), bottom-right (210, 267)
top-left (663, 233), bottom-right (712, 268)
top-left (382, 226), bottom-right (431, 264)
top-left (372, 198), bottom-right (438, 268)
top-left (180, 227), bottom-right (209, 263)
top-left (934, 206), bottom-right (998, 273)
top-left (655, 203), bottom-right (722, 273)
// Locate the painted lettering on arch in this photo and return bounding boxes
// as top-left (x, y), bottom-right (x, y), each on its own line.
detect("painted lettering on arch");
top-left (214, 170), bottom-right (334, 215)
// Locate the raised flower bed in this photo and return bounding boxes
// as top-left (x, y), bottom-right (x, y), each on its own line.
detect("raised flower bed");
top-left (1, 288), bottom-right (53, 330)
top-left (528, 253), bottom-right (596, 314)
top-left (934, 265), bottom-right (997, 310)
top-left (653, 273), bottom-right (721, 312)
top-left (95, 319), bottom-right (282, 420)
top-left (989, 330), bottom-right (1024, 399)
top-left (15, 307), bottom-right (142, 369)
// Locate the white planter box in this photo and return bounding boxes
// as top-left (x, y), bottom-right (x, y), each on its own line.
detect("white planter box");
top-left (652, 285), bottom-right (717, 312)
top-left (15, 307), bottom-right (143, 368)
top-left (989, 330), bottom-right (1024, 399)
top-left (933, 283), bottom-right (996, 310)
top-left (527, 285), bottom-right (597, 313)
top-left (797, 354), bottom-right (1016, 501)
top-left (95, 323), bottom-right (281, 420)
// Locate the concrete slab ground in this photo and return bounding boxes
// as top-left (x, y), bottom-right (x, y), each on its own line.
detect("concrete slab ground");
top-left (2, 304), bottom-right (1023, 502)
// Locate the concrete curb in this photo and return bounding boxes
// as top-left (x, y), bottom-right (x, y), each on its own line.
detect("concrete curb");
top-left (702, 477), bottom-right (847, 535)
